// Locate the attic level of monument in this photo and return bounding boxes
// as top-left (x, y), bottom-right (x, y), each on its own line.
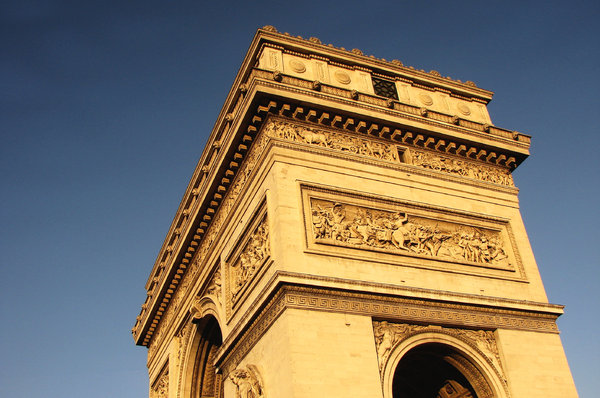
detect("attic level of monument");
top-left (133, 27), bottom-right (577, 398)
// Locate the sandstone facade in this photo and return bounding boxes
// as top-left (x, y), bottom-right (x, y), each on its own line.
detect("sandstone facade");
top-left (133, 26), bottom-right (578, 397)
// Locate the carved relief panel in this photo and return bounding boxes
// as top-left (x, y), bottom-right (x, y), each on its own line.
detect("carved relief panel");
top-left (407, 149), bottom-right (513, 186)
top-left (302, 185), bottom-right (525, 279)
top-left (225, 206), bottom-right (271, 318)
top-left (151, 364), bottom-right (169, 398)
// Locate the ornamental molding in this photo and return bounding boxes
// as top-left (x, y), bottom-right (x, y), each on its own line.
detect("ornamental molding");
top-left (251, 71), bottom-right (529, 153)
top-left (215, 282), bottom-right (559, 376)
top-left (175, 321), bottom-right (194, 398)
top-left (261, 115), bottom-right (517, 193)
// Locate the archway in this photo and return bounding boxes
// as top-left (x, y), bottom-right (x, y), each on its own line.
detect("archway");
top-left (381, 329), bottom-right (507, 398)
top-left (392, 343), bottom-right (477, 398)
top-left (188, 315), bottom-right (224, 398)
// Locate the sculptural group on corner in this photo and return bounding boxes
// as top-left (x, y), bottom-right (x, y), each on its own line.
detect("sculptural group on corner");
top-left (311, 200), bottom-right (510, 266)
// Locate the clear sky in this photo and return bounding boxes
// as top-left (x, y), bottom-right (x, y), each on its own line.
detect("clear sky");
top-left (1, 1), bottom-right (598, 397)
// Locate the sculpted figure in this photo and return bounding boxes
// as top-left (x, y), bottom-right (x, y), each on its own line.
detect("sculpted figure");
top-left (351, 210), bottom-right (377, 246)
top-left (424, 228), bottom-right (452, 256)
top-left (230, 365), bottom-right (264, 398)
top-left (389, 212), bottom-right (411, 250)
top-left (312, 209), bottom-right (330, 239)
top-left (297, 129), bottom-right (328, 146)
top-left (330, 203), bottom-right (349, 242)
top-left (373, 321), bottom-right (395, 370)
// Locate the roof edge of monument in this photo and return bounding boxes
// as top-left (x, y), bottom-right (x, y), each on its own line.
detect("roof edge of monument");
top-left (257, 25), bottom-right (495, 102)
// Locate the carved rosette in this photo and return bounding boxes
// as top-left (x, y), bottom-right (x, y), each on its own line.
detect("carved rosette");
top-left (309, 198), bottom-right (512, 270)
top-left (372, 321), bottom-right (504, 379)
top-left (228, 216), bottom-right (270, 308)
top-left (229, 364), bottom-right (265, 398)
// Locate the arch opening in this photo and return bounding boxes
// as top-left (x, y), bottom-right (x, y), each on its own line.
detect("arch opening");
top-left (190, 316), bottom-right (224, 398)
top-left (392, 343), bottom-right (478, 398)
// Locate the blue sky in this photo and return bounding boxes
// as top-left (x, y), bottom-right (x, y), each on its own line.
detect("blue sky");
top-left (1, 1), bottom-right (598, 397)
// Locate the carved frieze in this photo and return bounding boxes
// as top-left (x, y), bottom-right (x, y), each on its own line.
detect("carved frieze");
top-left (263, 119), bottom-right (400, 162)
top-left (372, 321), bottom-right (504, 379)
top-left (308, 197), bottom-right (512, 270)
top-left (229, 364), bottom-right (265, 398)
top-left (263, 118), bottom-right (514, 187)
top-left (408, 149), bottom-right (513, 186)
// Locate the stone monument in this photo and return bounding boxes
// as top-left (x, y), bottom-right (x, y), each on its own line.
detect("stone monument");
top-left (132, 26), bottom-right (578, 397)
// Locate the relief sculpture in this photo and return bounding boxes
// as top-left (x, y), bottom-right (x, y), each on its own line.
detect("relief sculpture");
top-left (229, 364), bottom-right (265, 398)
top-left (409, 150), bottom-right (513, 186)
top-left (230, 218), bottom-right (270, 302)
top-left (152, 367), bottom-right (169, 398)
top-left (206, 269), bottom-right (222, 306)
top-left (310, 199), bottom-right (511, 268)
top-left (263, 120), bottom-right (400, 162)
top-left (373, 321), bottom-right (503, 378)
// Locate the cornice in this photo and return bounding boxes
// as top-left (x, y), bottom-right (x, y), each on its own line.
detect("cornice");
top-left (250, 76), bottom-right (529, 162)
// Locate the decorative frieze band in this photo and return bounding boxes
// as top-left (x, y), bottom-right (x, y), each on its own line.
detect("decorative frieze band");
top-left (263, 118), bottom-right (514, 186)
top-left (217, 283), bottom-right (559, 375)
top-left (264, 118), bottom-right (400, 162)
top-left (408, 149), bottom-right (513, 186)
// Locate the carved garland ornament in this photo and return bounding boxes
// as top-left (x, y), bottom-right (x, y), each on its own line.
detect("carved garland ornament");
top-left (310, 198), bottom-right (512, 269)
